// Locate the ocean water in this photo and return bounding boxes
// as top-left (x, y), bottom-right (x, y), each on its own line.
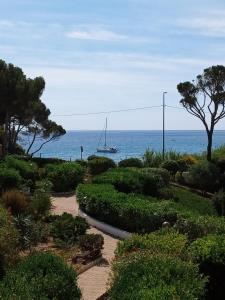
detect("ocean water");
top-left (21, 130), bottom-right (225, 162)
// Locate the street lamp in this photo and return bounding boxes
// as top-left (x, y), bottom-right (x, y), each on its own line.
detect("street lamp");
top-left (162, 92), bottom-right (167, 160)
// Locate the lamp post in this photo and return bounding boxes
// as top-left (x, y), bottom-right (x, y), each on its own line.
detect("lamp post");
top-left (162, 92), bottom-right (167, 160)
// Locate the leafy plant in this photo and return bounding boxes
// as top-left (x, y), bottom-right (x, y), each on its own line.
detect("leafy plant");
top-left (212, 189), bottom-right (225, 216)
top-left (0, 252), bottom-right (81, 299)
top-left (160, 160), bottom-right (179, 176)
top-left (78, 234), bottom-right (104, 254)
top-left (118, 158), bottom-right (143, 168)
top-left (0, 167), bottom-right (21, 192)
top-left (51, 213), bottom-right (89, 246)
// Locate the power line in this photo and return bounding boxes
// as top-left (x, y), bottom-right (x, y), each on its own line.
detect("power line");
top-left (53, 105), bottom-right (162, 117)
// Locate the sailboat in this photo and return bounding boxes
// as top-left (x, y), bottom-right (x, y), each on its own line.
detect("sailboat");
top-left (97, 118), bottom-right (117, 153)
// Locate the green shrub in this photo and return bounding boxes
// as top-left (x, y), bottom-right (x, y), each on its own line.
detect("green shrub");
top-left (93, 168), bottom-right (165, 196)
top-left (88, 156), bottom-right (116, 175)
top-left (51, 213), bottom-right (89, 246)
top-left (78, 234), bottom-right (104, 254)
top-left (174, 215), bottom-right (225, 240)
top-left (77, 184), bottom-right (178, 233)
top-left (46, 162), bottom-right (85, 192)
top-left (177, 159), bottom-right (189, 172)
top-left (212, 189), bottom-right (225, 216)
top-left (0, 252), bottom-right (81, 299)
top-left (116, 230), bottom-right (187, 258)
top-left (143, 149), bottom-right (183, 168)
top-left (160, 160), bottom-right (179, 175)
top-left (1, 189), bottom-right (29, 215)
top-left (0, 167), bottom-right (21, 191)
top-left (32, 156), bottom-right (65, 167)
top-left (29, 180), bottom-right (52, 219)
top-left (189, 234), bottom-right (225, 299)
top-left (4, 156), bottom-right (38, 181)
top-left (118, 158), bottom-right (143, 168)
top-left (13, 214), bottom-right (49, 250)
top-left (0, 205), bottom-right (19, 278)
top-left (75, 159), bottom-right (88, 167)
top-left (188, 161), bottom-right (220, 192)
top-left (109, 253), bottom-right (206, 300)
top-left (175, 171), bottom-right (185, 184)
top-left (139, 167), bottom-right (170, 186)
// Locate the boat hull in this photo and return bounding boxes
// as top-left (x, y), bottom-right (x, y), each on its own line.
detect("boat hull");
top-left (97, 147), bottom-right (117, 153)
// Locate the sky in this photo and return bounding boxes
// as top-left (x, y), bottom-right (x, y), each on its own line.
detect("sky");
top-left (1, 0), bottom-right (225, 130)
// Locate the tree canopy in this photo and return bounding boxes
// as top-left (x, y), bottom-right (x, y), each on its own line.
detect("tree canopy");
top-left (0, 59), bottom-right (65, 156)
top-left (177, 65), bottom-right (225, 161)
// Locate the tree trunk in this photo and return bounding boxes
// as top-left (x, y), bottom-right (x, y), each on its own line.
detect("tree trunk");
top-left (207, 131), bottom-right (213, 161)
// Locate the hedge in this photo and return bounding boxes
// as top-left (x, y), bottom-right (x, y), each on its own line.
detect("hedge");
top-left (76, 184), bottom-right (178, 233)
top-left (108, 253), bottom-right (206, 300)
top-left (46, 162), bottom-right (85, 192)
top-left (115, 230), bottom-right (187, 258)
top-left (188, 235), bottom-right (225, 299)
top-left (0, 252), bottom-right (81, 299)
top-left (118, 158), bottom-right (143, 168)
top-left (93, 168), bottom-right (166, 196)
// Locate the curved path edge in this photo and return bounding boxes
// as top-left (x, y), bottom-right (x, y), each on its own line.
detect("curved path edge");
top-left (78, 208), bottom-right (132, 239)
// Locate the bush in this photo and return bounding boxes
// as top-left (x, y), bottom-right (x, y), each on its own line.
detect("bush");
top-left (29, 180), bottom-right (52, 219)
top-left (51, 213), bottom-right (89, 246)
top-left (139, 167), bottom-right (170, 186)
top-left (116, 230), bottom-right (187, 258)
top-left (0, 167), bottom-right (21, 191)
top-left (93, 168), bottom-right (165, 196)
top-left (174, 215), bottom-right (225, 240)
top-left (46, 162), bottom-right (85, 192)
top-left (77, 184), bottom-right (178, 233)
top-left (0, 252), bottom-right (81, 299)
top-left (4, 156), bottom-right (38, 181)
top-left (32, 156), bottom-right (65, 167)
top-left (188, 161), bottom-right (220, 192)
top-left (177, 159), bottom-right (188, 172)
top-left (88, 156), bottom-right (116, 175)
top-left (189, 235), bottom-right (225, 299)
top-left (182, 155), bottom-right (198, 165)
top-left (142, 149), bottom-right (183, 168)
top-left (78, 234), bottom-right (104, 254)
top-left (160, 160), bottom-right (179, 175)
top-left (13, 214), bottom-right (49, 250)
top-left (118, 158), bottom-right (143, 168)
top-left (212, 190), bottom-right (225, 216)
top-left (108, 253), bottom-right (206, 300)
top-left (1, 189), bottom-right (29, 215)
top-left (175, 171), bottom-right (185, 184)
top-left (0, 205), bottom-right (19, 278)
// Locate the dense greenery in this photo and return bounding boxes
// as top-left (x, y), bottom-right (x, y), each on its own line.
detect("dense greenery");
top-left (51, 213), bottom-right (89, 246)
top-left (0, 252), bottom-right (81, 299)
top-left (189, 235), bottom-right (225, 299)
top-left (46, 162), bottom-right (85, 192)
top-left (0, 167), bottom-right (21, 192)
top-left (118, 157), bottom-right (143, 168)
top-left (87, 156), bottom-right (116, 175)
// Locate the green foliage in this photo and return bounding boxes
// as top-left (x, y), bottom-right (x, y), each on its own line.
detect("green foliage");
top-left (212, 144), bottom-right (225, 159)
top-left (118, 158), bottom-right (143, 168)
top-left (138, 167), bottom-right (170, 186)
top-left (0, 167), bottom-right (21, 191)
top-left (188, 161), bottom-right (220, 192)
top-left (160, 160), bottom-right (179, 175)
top-left (116, 230), bottom-right (187, 257)
top-left (1, 189), bottom-right (29, 215)
top-left (108, 253), bottom-right (206, 300)
top-left (177, 158), bottom-right (189, 172)
top-left (212, 189), bottom-right (225, 216)
top-left (0, 205), bottom-right (19, 278)
top-left (29, 180), bottom-right (52, 219)
top-left (174, 215), bottom-right (225, 240)
top-left (143, 149), bottom-right (183, 168)
top-left (51, 213), bottom-right (89, 246)
top-left (78, 234), bottom-right (104, 253)
top-left (188, 234), bottom-right (225, 299)
top-left (87, 156), bottom-right (116, 175)
top-left (77, 184), bottom-right (178, 233)
top-left (46, 162), bottom-right (85, 192)
top-left (31, 156), bottom-right (65, 167)
top-left (4, 156), bottom-right (38, 181)
top-left (13, 214), bottom-right (48, 250)
top-left (171, 187), bottom-right (216, 216)
top-left (93, 168), bottom-right (165, 196)
top-left (0, 252), bottom-right (81, 299)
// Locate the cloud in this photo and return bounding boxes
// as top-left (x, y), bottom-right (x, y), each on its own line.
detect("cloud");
top-left (178, 12), bottom-right (225, 37)
top-left (66, 29), bottom-right (127, 41)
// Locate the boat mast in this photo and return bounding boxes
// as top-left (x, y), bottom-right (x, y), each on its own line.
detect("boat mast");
top-left (104, 117), bottom-right (107, 147)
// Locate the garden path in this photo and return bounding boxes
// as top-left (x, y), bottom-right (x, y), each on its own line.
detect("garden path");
top-left (52, 195), bottom-right (118, 300)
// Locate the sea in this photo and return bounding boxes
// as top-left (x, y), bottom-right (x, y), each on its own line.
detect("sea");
top-left (20, 130), bottom-right (225, 162)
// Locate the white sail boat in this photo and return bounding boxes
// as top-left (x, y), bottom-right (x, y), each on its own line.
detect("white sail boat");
top-left (97, 118), bottom-right (117, 153)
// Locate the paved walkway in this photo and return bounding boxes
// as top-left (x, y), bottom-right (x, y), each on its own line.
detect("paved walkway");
top-left (52, 195), bottom-right (118, 300)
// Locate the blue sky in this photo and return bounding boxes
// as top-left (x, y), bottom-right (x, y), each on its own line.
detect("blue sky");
top-left (1, 0), bottom-right (225, 130)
